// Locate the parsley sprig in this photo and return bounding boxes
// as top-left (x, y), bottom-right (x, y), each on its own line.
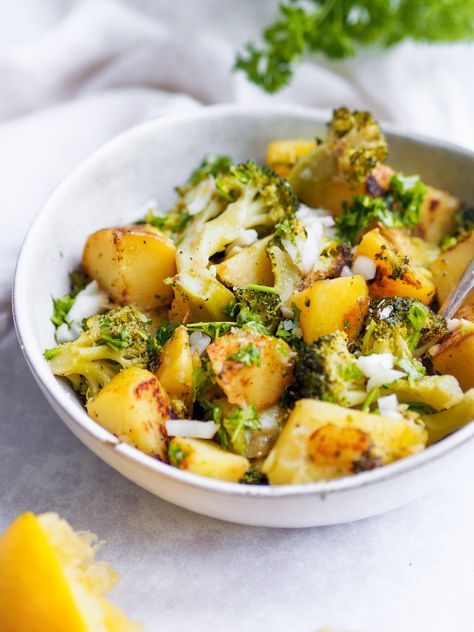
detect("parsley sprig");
top-left (235, 0), bottom-right (474, 93)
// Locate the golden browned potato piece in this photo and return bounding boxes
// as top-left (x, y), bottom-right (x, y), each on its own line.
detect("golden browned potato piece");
top-left (206, 331), bottom-right (293, 411)
top-left (415, 186), bottom-right (461, 245)
top-left (432, 330), bottom-right (474, 392)
top-left (430, 233), bottom-right (474, 307)
top-left (215, 236), bottom-right (274, 288)
top-left (266, 139), bottom-right (316, 179)
top-left (262, 399), bottom-right (427, 484)
top-left (291, 275), bottom-right (369, 344)
top-left (356, 227), bottom-right (436, 304)
top-left (168, 437), bottom-right (250, 482)
top-left (87, 367), bottom-right (172, 459)
top-left (82, 225), bottom-right (176, 310)
top-left (155, 325), bottom-right (194, 415)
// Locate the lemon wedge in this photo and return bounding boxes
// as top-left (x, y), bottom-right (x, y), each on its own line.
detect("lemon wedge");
top-left (0, 512), bottom-right (141, 632)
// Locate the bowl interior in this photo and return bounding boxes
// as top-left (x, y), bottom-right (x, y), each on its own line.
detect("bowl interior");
top-left (14, 105), bottom-right (474, 497)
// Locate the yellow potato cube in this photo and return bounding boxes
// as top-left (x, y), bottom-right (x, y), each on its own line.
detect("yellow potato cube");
top-left (207, 331), bottom-right (293, 410)
top-left (430, 233), bottom-right (474, 307)
top-left (87, 367), bottom-right (172, 459)
top-left (215, 236), bottom-right (274, 288)
top-left (155, 326), bottom-right (194, 414)
top-left (168, 437), bottom-right (250, 482)
top-left (82, 224), bottom-right (176, 310)
top-left (263, 399), bottom-right (427, 484)
top-left (266, 139), bottom-right (316, 179)
top-left (356, 228), bottom-right (436, 305)
top-left (291, 275), bottom-right (369, 344)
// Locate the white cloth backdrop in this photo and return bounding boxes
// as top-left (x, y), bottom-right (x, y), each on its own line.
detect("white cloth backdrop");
top-left (1, 3), bottom-right (474, 630)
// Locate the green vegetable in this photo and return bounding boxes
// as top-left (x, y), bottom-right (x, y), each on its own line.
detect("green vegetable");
top-left (226, 286), bottom-right (283, 334)
top-left (358, 297), bottom-right (448, 383)
top-left (336, 172), bottom-right (426, 244)
top-left (174, 160), bottom-right (299, 320)
top-left (50, 270), bottom-right (91, 328)
top-left (188, 154), bottom-right (233, 185)
top-left (287, 330), bottom-right (366, 407)
top-left (227, 342), bottom-right (262, 367)
top-left (223, 404), bottom-right (260, 454)
top-left (186, 322), bottom-right (235, 338)
top-left (43, 306), bottom-right (153, 399)
top-left (235, 0), bottom-right (474, 93)
top-left (168, 442), bottom-right (191, 467)
top-left (239, 469), bottom-right (269, 485)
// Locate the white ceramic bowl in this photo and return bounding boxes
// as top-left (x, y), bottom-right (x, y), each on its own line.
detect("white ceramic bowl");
top-left (13, 105), bottom-right (474, 528)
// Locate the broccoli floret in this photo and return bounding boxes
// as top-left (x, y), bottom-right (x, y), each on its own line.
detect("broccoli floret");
top-left (44, 306), bottom-right (152, 399)
top-left (336, 172), bottom-right (426, 245)
top-left (327, 107), bottom-right (388, 187)
top-left (288, 108), bottom-right (387, 212)
top-left (265, 217), bottom-right (310, 301)
top-left (287, 331), bottom-right (366, 407)
top-left (359, 298), bottom-right (448, 377)
top-left (239, 469), bottom-right (269, 485)
top-left (226, 285), bottom-right (282, 334)
top-left (174, 160), bottom-right (299, 320)
top-left (222, 404), bottom-right (261, 455)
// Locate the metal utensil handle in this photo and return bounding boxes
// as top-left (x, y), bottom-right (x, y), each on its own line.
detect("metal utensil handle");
top-left (439, 256), bottom-right (474, 319)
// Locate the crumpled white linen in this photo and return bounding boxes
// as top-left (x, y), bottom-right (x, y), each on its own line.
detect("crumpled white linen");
top-left (0, 0), bottom-right (473, 336)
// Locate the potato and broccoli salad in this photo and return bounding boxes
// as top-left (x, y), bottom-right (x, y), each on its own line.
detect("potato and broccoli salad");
top-left (44, 107), bottom-right (474, 486)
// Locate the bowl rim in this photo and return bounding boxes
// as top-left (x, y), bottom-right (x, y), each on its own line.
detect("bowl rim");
top-left (13, 102), bottom-right (474, 499)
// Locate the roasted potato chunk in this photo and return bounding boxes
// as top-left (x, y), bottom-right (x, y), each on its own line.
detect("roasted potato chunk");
top-left (356, 227), bottom-right (436, 304)
top-left (263, 399), bottom-right (427, 484)
top-left (87, 367), bottom-right (172, 459)
top-left (206, 331), bottom-right (293, 410)
top-left (291, 275), bottom-right (369, 344)
top-left (432, 330), bottom-right (474, 392)
top-left (82, 224), bottom-right (176, 309)
top-left (215, 236), bottom-right (274, 288)
top-left (168, 437), bottom-right (250, 482)
top-left (430, 233), bottom-right (474, 307)
top-left (415, 186), bottom-right (461, 245)
top-left (266, 139), bottom-right (316, 179)
top-left (155, 326), bottom-right (194, 415)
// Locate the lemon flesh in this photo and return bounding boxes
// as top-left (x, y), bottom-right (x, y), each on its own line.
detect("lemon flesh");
top-left (0, 512), bottom-right (141, 632)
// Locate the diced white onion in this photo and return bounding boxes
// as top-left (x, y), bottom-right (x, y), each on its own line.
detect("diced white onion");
top-left (340, 265), bottom-right (353, 277)
top-left (55, 321), bottom-right (84, 344)
top-left (356, 352), bottom-right (395, 378)
top-left (67, 281), bottom-right (107, 323)
top-left (189, 331), bottom-right (211, 356)
top-left (447, 318), bottom-right (460, 332)
top-left (165, 420), bottom-right (217, 439)
top-left (367, 369), bottom-right (406, 391)
top-left (351, 256), bottom-right (376, 281)
top-left (379, 306), bottom-right (393, 320)
top-left (280, 305), bottom-right (294, 318)
top-left (55, 281), bottom-right (108, 344)
top-left (283, 219), bottom-right (323, 276)
top-left (377, 394), bottom-right (399, 415)
top-left (187, 176), bottom-right (215, 215)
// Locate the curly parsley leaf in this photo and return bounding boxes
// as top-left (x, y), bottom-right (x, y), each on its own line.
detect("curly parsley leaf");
top-left (235, 0), bottom-right (474, 93)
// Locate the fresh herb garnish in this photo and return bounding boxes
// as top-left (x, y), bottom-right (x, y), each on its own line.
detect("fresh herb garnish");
top-left (235, 0), bottom-right (474, 93)
top-left (227, 342), bottom-right (262, 367)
